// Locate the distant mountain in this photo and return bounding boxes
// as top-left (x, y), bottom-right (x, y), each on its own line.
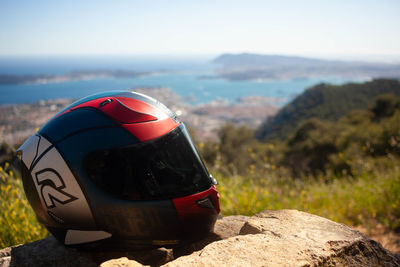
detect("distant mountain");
top-left (214, 53), bottom-right (332, 67)
top-left (0, 70), bottom-right (149, 85)
top-left (256, 78), bottom-right (400, 141)
top-left (213, 53), bottom-right (400, 80)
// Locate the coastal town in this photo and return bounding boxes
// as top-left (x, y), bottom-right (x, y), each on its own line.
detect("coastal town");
top-left (0, 87), bottom-right (278, 146)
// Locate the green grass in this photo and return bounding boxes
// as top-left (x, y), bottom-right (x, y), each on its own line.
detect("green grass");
top-left (216, 166), bottom-right (400, 231)
top-left (1, 161), bottom-right (399, 249)
top-left (0, 164), bottom-right (48, 248)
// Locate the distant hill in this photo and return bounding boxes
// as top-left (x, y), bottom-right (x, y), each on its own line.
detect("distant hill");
top-left (0, 70), bottom-right (149, 85)
top-left (256, 78), bottom-right (400, 141)
top-left (213, 53), bottom-right (400, 80)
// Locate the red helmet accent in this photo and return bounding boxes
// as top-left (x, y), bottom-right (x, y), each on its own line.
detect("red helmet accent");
top-left (123, 118), bottom-right (179, 142)
top-left (173, 185), bottom-right (220, 219)
top-left (70, 97), bottom-right (158, 123)
top-left (98, 98), bottom-right (158, 124)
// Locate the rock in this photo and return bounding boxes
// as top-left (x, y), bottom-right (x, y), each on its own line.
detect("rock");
top-left (0, 236), bottom-right (173, 267)
top-left (1, 210), bottom-right (399, 266)
top-left (82, 247), bottom-right (173, 266)
top-left (0, 247), bottom-right (13, 267)
top-left (166, 210), bottom-right (399, 267)
top-left (0, 256), bottom-right (11, 267)
top-left (172, 215), bottom-right (249, 258)
top-left (0, 247), bottom-right (12, 258)
top-left (214, 215), bottom-right (250, 239)
top-left (7, 236), bottom-right (97, 267)
top-left (100, 257), bottom-right (144, 267)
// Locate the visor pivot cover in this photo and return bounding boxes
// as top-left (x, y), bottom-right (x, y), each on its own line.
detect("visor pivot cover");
top-left (210, 174), bottom-right (218, 185)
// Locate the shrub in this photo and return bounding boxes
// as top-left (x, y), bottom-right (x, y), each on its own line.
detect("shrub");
top-left (0, 164), bottom-right (48, 248)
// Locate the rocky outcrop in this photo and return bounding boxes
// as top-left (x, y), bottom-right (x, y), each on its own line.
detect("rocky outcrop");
top-left (1, 210), bottom-right (399, 267)
top-left (167, 210), bottom-right (399, 266)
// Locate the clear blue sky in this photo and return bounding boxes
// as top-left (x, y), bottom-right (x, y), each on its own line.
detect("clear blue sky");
top-left (1, 0), bottom-right (399, 60)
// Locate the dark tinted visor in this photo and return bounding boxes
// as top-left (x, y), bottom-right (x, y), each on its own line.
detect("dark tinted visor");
top-left (83, 124), bottom-right (212, 200)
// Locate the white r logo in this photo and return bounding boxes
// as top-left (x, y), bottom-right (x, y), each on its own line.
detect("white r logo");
top-left (35, 168), bottom-right (78, 209)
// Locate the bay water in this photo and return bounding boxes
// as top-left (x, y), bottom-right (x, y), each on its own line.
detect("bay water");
top-left (0, 56), bottom-right (360, 106)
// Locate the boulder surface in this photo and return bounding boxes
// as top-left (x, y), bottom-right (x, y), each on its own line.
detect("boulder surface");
top-left (0, 209), bottom-right (399, 267)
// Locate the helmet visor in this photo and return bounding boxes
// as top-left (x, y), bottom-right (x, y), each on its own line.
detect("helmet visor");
top-left (83, 123), bottom-right (212, 200)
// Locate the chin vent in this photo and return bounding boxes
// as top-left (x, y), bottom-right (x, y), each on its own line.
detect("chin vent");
top-left (196, 196), bottom-right (215, 209)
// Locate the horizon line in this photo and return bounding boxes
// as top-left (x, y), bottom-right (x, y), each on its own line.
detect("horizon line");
top-left (1, 52), bottom-right (400, 64)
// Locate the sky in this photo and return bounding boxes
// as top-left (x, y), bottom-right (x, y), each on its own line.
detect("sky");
top-left (1, 0), bottom-right (400, 61)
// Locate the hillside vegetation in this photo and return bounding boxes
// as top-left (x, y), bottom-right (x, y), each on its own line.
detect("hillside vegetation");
top-left (0, 164), bottom-right (48, 248)
top-left (197, 85), bottom-right (400, 250)
top-left (256, 79), bottom-right (400, 141)
top-left (201, 92), bottom-right (400, 177)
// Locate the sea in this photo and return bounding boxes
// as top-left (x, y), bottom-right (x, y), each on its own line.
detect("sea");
top-left (0, 56), bottom-right (364, 106)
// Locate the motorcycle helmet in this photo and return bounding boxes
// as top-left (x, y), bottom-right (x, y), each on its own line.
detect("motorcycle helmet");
top-left (17, 91), bottom-right (220, 250)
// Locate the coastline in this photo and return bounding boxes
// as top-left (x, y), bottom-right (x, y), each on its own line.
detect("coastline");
top-left (0, 70), bottom-right (155, 85)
